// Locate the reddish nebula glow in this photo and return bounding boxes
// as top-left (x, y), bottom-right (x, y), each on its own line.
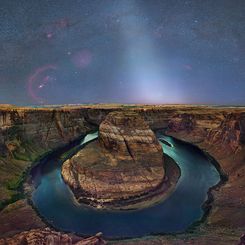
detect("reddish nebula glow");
top-left (71, 50), bottom-right (92, 68)
top-left (55, 18), bottom-right (70, 28)
top-left (44, 18), bottom-right (70, 40)
top-left (27, 64), bottom-right (57, 104)
top-left (183, 64), bottom-right (193, 70)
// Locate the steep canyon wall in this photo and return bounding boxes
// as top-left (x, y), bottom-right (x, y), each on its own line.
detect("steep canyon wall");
top-left (0, 104), bottom-right (244, 244)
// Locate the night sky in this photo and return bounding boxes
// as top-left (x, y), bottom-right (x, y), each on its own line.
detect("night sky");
top-left (1, 0), bottom-right (245, 106)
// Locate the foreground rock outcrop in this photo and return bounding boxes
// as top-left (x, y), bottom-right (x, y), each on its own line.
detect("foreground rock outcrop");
top-left (62, 111), bottom-right (165, 209)
top-left (0, 228), bottom-right (106, 245)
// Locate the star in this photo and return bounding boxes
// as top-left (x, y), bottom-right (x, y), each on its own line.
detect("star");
top-left (46, 33), bottom-right (53, 39)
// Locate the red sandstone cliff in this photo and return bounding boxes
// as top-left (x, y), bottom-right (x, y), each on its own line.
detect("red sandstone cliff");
top-left (165, 110), bottom-right (245, 238)
top-left (0, 228), bottom-right (106, 245)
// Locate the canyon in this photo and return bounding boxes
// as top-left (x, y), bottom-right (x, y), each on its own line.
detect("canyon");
top-left (0, 104), bottom-right (244, 244)
top-left (62, 111), bottom-right (167, 209)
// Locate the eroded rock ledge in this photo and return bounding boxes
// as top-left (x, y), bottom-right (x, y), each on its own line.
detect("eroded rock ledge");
top-left (62, 111), bottom-right (168, 209)
top-left (0, 228), bottom-right (106, 245)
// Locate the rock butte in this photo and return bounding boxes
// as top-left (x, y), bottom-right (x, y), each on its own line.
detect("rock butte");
top-left (62, 111), bottom-right (165, 208)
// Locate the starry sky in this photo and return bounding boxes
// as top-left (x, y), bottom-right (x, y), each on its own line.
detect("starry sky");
top-left (1, 0), bottom-right (245, 105)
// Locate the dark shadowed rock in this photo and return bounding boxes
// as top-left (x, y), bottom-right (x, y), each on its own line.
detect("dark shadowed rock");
top-left (0, 228), bottom-right (106, 245)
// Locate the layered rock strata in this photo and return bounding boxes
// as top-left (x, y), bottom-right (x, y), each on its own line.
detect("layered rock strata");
top-left (0, 228), bottom-right (106, 245)
top-left (0, 104), bottom-right (245, 244)
top-left (62, 111), bottom-right (165, 208)
top-left (166, 112), bottom-right (245, 232)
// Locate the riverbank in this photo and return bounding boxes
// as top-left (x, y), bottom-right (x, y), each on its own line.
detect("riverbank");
top-left (27, 133), bottom-right (219, 238)
top-left (64, 153), bottom-right (180, 211)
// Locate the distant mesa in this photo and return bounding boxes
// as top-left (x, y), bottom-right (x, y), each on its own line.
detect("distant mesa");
top-left (62, 111), bottom-right (175, 209)
top-left (0, 104), bottom-right (15, 108)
